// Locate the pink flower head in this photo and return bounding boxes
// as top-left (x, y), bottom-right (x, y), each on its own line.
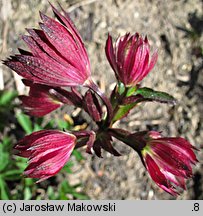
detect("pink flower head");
top-left (15, 130), bottom-right (76, 182)
top-left (105, 33), bottom-right (158, 86)
top-left (3, 3), bottom-right (90, 87)
top-left (142, 131), bottom-right (198, 195)
top-left (19, 80), bottom-right (64, 117)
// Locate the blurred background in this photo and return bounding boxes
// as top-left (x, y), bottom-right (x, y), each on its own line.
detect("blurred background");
top-left (0, 0), bottom-right (202, 200)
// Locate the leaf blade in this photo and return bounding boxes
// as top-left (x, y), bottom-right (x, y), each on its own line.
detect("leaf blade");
top-left (134, 87), bottom-right (176, 104)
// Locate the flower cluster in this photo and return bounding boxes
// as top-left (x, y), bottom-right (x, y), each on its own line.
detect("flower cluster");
top-left (3, 3), bottom-right (198, 195)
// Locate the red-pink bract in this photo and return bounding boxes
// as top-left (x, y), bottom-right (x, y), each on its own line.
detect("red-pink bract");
top-left (142, 132), bottom-right (198, 195)
top-left (3, 4), bottom-right (90, 87)
top-left (15, 130), bottom-right (76, 182)
top-left (19, 80), bottom-right (63, 117)
top-left (105, 33), bottom-right (158, 86)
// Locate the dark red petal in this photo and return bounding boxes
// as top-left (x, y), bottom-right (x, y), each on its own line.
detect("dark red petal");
top-left (123, 36), bottom-right (142, 84)
top-left (105, 34), bottom-right (117, 74)
top-left (145, 154), bottom-right (178, 195)
top-left (18, 48), bottom-right (33, 56)
top-left (24, 149), bottom-right (69, 177)
top-left (151, 141), bottom-right (193, 177)
top-left (39, 12), bottom-right (85, 72)
top-left (116, 33), bottom-right (132, 65)
top-left (162, 170), bottom-right (186, 190)
top-left (16, 130), bottom-right (76, 181)
top-left (16, 55), bottom-right (83, 86)
top-left (135, 51), bottom-right (150, 83)
top-left (154, 156), bottom-right (190, 178)
top-left (3, 59), bottom-right (43, 83)
top-left (49, 3), bottom-right (89, 66)
top-left (15, 130), bottom-right (71, 150)
top-left (21, 35), bottom-right (46, 58)
top-left (159, 138), bottom-right (198, 163)
top-left (26, 28), bottom-right (76, 70)
top-left (53, 3), bottom-right (84, 45)
top-left (147, 49), bottom-right (158, 73)
top-left (20, 95), bottom-right (60, 116)
top-left (130, 40), bottom-right (148, 84)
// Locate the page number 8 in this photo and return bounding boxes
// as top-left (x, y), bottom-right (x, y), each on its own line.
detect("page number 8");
top-left (193, 203), bottom-right (199, 211)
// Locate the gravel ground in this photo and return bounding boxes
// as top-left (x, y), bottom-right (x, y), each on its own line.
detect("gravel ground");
top-left (0, 0), bottom-right (203, 199)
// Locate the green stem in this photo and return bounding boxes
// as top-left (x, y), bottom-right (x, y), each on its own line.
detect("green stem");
top-left (110, 86), bottom-right (128, 125)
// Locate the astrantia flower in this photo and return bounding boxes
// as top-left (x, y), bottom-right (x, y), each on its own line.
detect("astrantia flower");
top-left (105, 33), bottom-right (158, 86)
top-left (15, 130), bottom-right (76, 182)
top-left (141, 131), bottom-right (198, 195)
top-left (3, 3), bottom-right (90, 87)
top-left (109, 129), bottom-right (198, 195)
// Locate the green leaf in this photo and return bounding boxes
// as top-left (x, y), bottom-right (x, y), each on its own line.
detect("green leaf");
top-left (15, 157), bottom-right (27, 170)
top-left (44, 119), bottom-right (55, 129)
top-left (36, 117), bottom-right (44, 126)
top-left (126, 86), bottom-right (137, 97)
top-left (71, 192), bottom-right (89, 200)
top-left (59, 181), bottom-right (71, 200)
top-left (112, 103), bottom-right (136, 122)
top-left (72, 150), bottom-right (84, 162)
top-left (1, 137), bottom-right (12, 153)
top-left (112, 87), bottom-right (176, 122)
top-left (24, 187), bottom-right (32, 200)
top-left (1, 136), bottom-right (11, 147)
top-left (0, 145), bottom-right (9, 172)
top-left (2, 170), bottom-right (22, 181)
top-left (16, 113), bottom-right (33, 134)
top-left (25, 178), bottom-right (34, 187)
top-left (62, 161), bottom-right (74, 174)
top-left (0, 176), bottom-right (10, 199)
top-left (58, 180), bottom-right (89, 200)
top-left (57, 119), bottom-right (71, 130)
top-left (47, 186), bottom-right (57, 200)
top-left (33, 123), bottom-right (42, 132)
top-left (0, 90), bottom-right (18, 106)
top-left (134, 87), bottom-right (176, 104)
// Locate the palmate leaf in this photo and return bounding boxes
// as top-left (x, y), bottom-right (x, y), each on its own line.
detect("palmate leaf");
top-left (134, 87), bottom-right (177, 104)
